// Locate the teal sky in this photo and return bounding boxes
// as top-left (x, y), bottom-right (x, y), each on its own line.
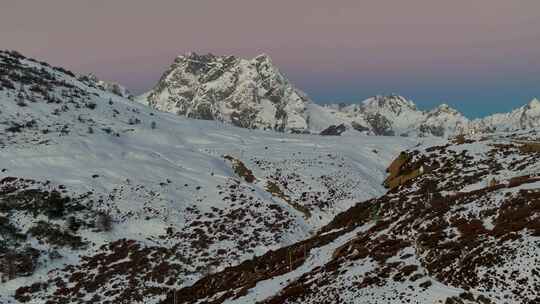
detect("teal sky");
top-left (0, 0), bottom-right (539, 118)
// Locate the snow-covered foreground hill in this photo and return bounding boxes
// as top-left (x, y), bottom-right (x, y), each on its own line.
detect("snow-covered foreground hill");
top-left (170, 129), bottom-right (540, 304)
top-left (0, 50), bottom-right (420, 303)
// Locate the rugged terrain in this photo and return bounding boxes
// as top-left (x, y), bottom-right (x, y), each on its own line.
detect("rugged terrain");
top-left (165, 130), bottom-right (540, 304)
top-left (140, 52), bottom-right (540, 138)
top-left (1, 50), bottom-right (539, 303)
top-left (140, 53), bottom-right (311, 132)
top-left (0, 50), bottom-right (417, 303)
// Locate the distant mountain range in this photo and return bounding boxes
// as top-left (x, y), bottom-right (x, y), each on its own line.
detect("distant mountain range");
top-left (139, 52), bottom-right (540, 137)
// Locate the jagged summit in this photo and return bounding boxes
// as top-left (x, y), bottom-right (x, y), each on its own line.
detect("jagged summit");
top-left (526, 97), bottom-right (540, 110)
top-left (425, 104), bottom-right (465, 120)
top-left (465, 97), bottom-right (540, 133)
top-left (361, 94), bottom-right (418, 113)
top-left (142, 52), bottom-right (310, 132)
top-left (432, 103), bottom-right (456, 113)
top-left (140, 51), bottom-right (540, 138)
top-left (325, 95), bottom-right (467, 137)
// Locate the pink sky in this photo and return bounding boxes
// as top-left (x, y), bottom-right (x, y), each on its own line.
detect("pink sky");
top-left (1, 0), bottom-right (539, 116)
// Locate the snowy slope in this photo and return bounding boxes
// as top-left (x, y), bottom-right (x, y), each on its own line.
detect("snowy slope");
top-left (0, 50), bottom-right (419, 303)
top-left (172, 129), bottom-right (540, 304)
top-left (77, 73), bottom-right (133, 99)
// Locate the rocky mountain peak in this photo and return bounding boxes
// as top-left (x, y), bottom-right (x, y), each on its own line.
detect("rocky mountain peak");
top-left (429, 103), bottom-right (462, 116)
top-left (436, 103), bottom-right (451, 111)
top-left (253, 53), bottom-right (272, 64)
top-left (361, 94), bottom-right (417, 115)
top-left (526, 98), bottom-right (540, 110)
top-left (142, 52), bottom-right (310, 131)
top-left (139, 51), bottom-right (539, 138)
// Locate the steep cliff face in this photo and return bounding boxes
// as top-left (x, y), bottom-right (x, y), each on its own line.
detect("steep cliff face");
top-left (141, 53), bottom-right (310, 132)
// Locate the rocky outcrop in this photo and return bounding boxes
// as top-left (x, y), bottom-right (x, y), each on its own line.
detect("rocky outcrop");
top-left (383, 151), bottom-right (426, 189)
top-left (366, 113), bottom-right (395, 136)
top-left (519, 142), bottom-right (540, 153)
top-left (0, 247), bottom-right (40, 281)
top-left (320, 123), bottom-right (346, 136)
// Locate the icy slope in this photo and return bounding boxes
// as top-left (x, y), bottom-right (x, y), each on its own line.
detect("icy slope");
top-left (0, 50), bottom-right (418, 303)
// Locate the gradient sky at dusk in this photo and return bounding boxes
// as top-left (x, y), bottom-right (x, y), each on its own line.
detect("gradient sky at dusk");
top-left (1, 0), bottom-right (539, 117)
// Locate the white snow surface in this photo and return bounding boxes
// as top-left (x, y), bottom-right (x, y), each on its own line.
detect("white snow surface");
top-left (0, 51), bottom-right (419, 302)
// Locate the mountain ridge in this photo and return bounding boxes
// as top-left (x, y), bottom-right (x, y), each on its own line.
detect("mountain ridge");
top-left (2, 49), bottom-right (540, 304)
top-left (0, 49), bottom-right (420, 303)
top-left (139, 52), bottom-right (538, 137)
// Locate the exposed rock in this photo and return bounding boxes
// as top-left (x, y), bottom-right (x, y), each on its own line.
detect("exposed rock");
top-left (141, 53), bottom-right (310, 132)
top-left (366, 113), bottom-right (395, 136)
top-left (319, 123), bottom-right (347, 136)
top-left (0, 247), bottom-right (40, 281)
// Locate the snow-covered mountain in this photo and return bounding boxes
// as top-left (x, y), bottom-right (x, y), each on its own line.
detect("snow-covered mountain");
top-left (419, 103), bottom-right (470, 137)
top-left (320, 95), bottom-right (540, 138)
top-left (2, 49), bottom-right (540, 304)
top-left (138, 52), bottom-right (472, 137)
top-left (467, 98), bottom-right (540, 134)
top-left (141, 53), bottom-right (538, 137)
top-left (320, 95), bottom-right (469, 137)
top-left (140, 53), bottom-right (310, 132)
top-left (0, 50), bottom-right (418, 303)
